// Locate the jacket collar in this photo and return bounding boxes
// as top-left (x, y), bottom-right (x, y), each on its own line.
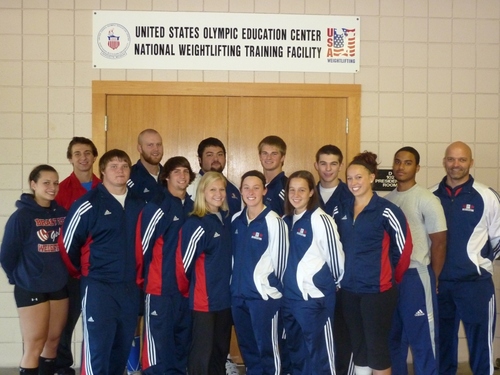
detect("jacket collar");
top-left (439, 175), bottom-right (474, 197)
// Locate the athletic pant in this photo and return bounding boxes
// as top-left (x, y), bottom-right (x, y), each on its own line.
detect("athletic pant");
top-left (279, 309), bottom-right (293, 375)
top-left (55, 276), bottom-right (81, 373)
top-left (282, 294), bottom-right (336, 375)
top-left (80, 278), bottom-right (140, 375)
top-left (188, 308), bottom-right (232, 375)
top-left (142, 292), bottom-right (191, 375)
top-left (231, 297), bottom-right (281, 375)
top-left (438, 278), bottom-right (496, 375)
top-left (342, 287), bottom-right (398, 371)
top-left (390, 265), bottom-right (438, 375)
top-left (334, 288), bottom-right (354, 375)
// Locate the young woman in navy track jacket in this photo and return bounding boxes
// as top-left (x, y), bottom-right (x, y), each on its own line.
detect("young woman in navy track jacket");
top-left (0, 165), bottom-right (68, 375)
top-left (333, 152), bottom-right (412, 375)
top-left (176, 171), bottom-right (232, 375)
top-left (282, 170), bottom-right (345, 375)
top-left (231, 170), bottom-right (288, 375)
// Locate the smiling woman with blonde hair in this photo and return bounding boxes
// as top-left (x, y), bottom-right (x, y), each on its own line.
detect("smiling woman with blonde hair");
top-left (177, 171), bottom-right (232, 375)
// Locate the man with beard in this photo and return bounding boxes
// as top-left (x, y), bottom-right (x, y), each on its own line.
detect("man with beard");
top-left (187, 137), bottom-right (241, 216)
top-left (126, 129), bottom-right (164, 374)
top-left (127, 129), bottom-right (164, 202)
top-left (431, 141), bottom-right (500, 375)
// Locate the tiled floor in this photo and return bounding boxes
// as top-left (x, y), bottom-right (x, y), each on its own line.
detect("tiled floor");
top-left (408, 362), bottom-right (475, 374)
top-left (0, 363), bottom-right (490, 374)
top-left (0, 363), bottom-right (484, 375)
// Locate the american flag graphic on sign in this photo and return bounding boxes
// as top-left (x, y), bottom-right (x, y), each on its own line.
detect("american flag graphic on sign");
top-left (333, 28), bottom-right (356, 57)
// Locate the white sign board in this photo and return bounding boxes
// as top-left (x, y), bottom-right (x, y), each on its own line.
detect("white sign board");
top-left (93, 11), bottom-right (360, 73)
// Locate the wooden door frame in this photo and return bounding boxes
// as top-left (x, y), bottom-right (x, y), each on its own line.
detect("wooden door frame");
top-left (92, 80), bottom-right (361, 168)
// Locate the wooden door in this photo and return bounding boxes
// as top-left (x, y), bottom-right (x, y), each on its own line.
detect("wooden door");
top-left (93, 81), bottom-right (360, 182)
top-left (227, 96), bottom-right (347, 183)
top-left (93, 80), bottom-right (360, 364)
top-left (105, 96), bottom-right (348, 184)
top-left (106, 95), bottom-right (228, 172)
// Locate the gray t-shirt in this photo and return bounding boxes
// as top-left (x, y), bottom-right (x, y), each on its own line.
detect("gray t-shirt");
top-left (386, 184), bottom-right (447, 267)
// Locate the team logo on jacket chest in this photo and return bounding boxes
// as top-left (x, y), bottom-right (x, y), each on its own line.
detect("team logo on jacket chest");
top-left (296, 228), bottom-right (307, 237)
top-left (37, 228), bottom-right (60, 242)
top-left (37, 228), bottom-right (61, 253)
top-left (251, 232), bottom-right (263, 241)
top-left (462, 204), bottom-right (475, 212)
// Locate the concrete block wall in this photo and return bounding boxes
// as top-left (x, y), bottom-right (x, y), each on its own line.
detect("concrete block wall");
top-left (1, 0), bottom-right (500, 367)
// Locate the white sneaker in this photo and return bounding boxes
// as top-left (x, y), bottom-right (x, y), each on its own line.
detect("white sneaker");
top-left (225, 358), bottom-right (239, 375)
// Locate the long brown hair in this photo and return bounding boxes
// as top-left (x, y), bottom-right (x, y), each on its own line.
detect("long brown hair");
top-left (284, 170), bottom-right (319, 216)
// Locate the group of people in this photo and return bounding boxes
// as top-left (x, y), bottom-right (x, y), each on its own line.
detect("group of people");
top-left (1, 129), bottom-right (499, 375)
